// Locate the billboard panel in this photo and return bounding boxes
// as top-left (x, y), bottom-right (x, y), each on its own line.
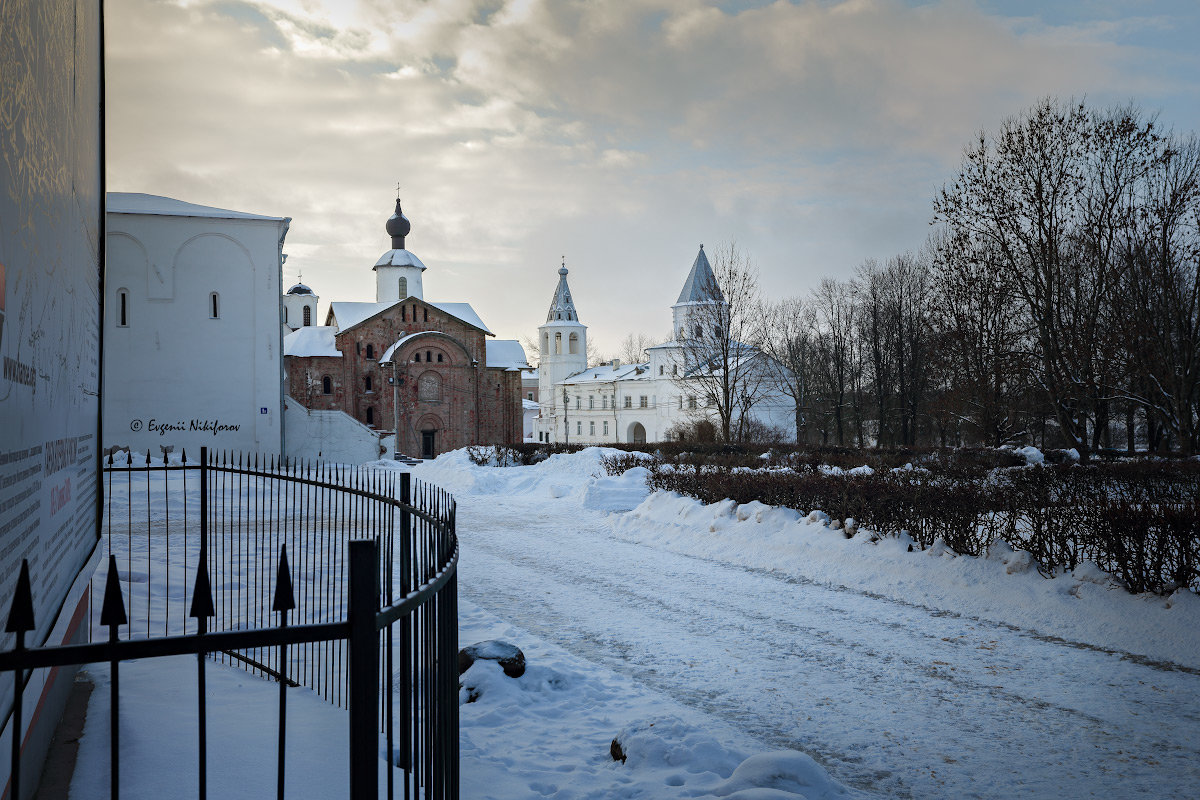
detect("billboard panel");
top-left (0, 0), bottom-right (103, 738)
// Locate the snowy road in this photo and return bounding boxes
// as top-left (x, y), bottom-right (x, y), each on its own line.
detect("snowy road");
top-left (449, 481), bottom-right (1200, 799)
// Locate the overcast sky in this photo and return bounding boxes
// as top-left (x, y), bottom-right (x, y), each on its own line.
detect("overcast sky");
top-left (106, 0), bottom-right (1200, 356)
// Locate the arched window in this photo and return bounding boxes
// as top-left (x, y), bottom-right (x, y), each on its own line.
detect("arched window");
top-left (117, 289), bottom-right (129, 327)
top-left (210, 292), bottom-right (220, 319)
top-left (366, 343), bottom-right (375, 359)
top-left (568, 333), bottom-right (579, 354)
top-left (554, 332), bottom-right (562, 354)
top-left (542, 333), bottom-right (548, 353)
top-left (436, 352), bottom-right (444, 363)
top-left (426, 350), bottom-right (432, 362)
top-left (284, 306), bottom-right (288, 324)
top-left (365, 375), bottom-right (373, 391)
top-left (418, 371), bottom-right (442, 402)
top-left (673, 364), bottom-right (678, 376)
top-left (423, 308), bottom-right (428, 322)
top-left (414, 352), bottom-right (421, 362)
top-left (366, 407), bottom-right (375, 425)
top-left (303, 306), bottom-right (312, 326)
top-left (322, 376), bottom-right (332, 394)
top-left (399, 277), bottom-right (408, 298)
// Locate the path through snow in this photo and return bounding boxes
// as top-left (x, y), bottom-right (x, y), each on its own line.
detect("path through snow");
top-left (412, 450), bottom-right (1200, 800)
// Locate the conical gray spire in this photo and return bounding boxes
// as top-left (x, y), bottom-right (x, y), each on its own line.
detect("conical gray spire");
top-left (545, 260), bottom-right (580, 323)
top-left (676, 244), bottom-right (724, 304)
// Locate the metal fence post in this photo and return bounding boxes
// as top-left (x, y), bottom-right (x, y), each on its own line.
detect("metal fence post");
top-left (199, 446), bottom-right (209, 581)
top-left (348, 539), bottom-right (380, 799)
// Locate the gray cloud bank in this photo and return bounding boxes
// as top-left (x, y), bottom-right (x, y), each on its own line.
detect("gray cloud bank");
top-left (107, 0), bottom-right (1198, 350)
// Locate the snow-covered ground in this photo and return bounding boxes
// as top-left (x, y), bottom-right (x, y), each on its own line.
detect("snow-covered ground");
top-left (70, 447), bottom-right (1200, 799)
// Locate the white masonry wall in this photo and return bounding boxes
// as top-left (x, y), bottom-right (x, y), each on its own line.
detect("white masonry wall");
top-left (103, 202), bottom-right (288, 456)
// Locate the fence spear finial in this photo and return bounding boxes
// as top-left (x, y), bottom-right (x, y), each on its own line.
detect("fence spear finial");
top-left (189, 559), bottom-right (216, 619)
top-left (273, 545), bottom-right (296, 613)
top-left (99, 556), bottom-right (128, 628)
top-left (6, 559), bottom-right (35, 634)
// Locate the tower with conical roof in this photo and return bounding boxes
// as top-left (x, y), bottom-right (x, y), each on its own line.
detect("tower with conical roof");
top-left (537, 260), bottom-right (588, 422)
top-left (374, 197), bottom-right (427, 303)
top-left (671, 244), bottom-right (726, 341)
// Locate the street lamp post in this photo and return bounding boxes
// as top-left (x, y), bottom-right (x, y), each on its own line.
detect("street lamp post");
top-left (563, 389), bottom-right (570, 445)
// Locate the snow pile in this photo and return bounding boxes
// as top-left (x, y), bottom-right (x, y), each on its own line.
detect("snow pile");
top-left (456, 602), bottom-right (849, 800)
top-left (401, 446), bottom-right (631, 504)
top-left (582, 466), bottom-right (652, 512)
top-left (1014, 445), bottom-right (1044, 466)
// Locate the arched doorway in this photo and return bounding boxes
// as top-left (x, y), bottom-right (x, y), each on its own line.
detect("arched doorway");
top-left (628, 422), bottom-right (647, 444)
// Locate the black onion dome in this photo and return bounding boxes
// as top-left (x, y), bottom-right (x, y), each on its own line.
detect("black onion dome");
top-left (386, 198), bottom-right (411, 248)
top-left (287, 282), bottom-right (313, 295)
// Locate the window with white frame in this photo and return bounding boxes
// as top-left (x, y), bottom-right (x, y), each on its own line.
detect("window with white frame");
top-left (589, 421), bottom-right (595, 435)
top-left (639, 395), bottom-right (648, 408)
top-left (603, 421), bottom-right (609, 435)
top-left (688, 396), bottom-right (697, 409)
top-left (589, 396), bottom-right (594, 409)
top-left (623, 396), bottom-right (632, 409)
top-left (576, 421), bottom-right (582, 435)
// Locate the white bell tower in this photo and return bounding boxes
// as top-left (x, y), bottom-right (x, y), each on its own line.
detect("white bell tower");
top-left (537, 261), bottom-right (587, 438)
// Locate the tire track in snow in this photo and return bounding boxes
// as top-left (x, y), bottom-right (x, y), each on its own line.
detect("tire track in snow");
top-left (455, 494), bottom-right (1200, 800)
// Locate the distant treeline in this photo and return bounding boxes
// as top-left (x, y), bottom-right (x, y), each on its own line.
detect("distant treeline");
top-left (729, 98), bottom-right (1200, 459)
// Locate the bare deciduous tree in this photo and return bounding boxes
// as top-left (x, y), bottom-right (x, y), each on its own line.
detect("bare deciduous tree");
top-left (672, 242), bottom-right (768, 442)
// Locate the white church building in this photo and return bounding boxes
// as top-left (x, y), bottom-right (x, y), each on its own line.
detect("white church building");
top-left (103, 193), bottom-right (290, 455)
top-left (533, 247), bottom-right (795, 444)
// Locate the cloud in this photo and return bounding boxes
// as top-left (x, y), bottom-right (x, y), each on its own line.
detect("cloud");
top-left (106, 0), bottom-right (1197, 349)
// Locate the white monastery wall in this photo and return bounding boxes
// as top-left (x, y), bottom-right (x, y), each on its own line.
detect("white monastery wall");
top-left (103, 201), bottom-right (289, 456)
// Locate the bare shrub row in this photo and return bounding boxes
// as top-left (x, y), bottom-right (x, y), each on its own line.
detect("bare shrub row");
top-left (641, 463), bottom-right (1200, 595)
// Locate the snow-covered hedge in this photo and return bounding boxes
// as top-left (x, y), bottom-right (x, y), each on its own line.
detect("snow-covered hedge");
top-left (642, 460), bottom-right (1200, 595)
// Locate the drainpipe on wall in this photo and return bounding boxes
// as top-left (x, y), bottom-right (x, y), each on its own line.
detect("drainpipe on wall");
top-left (391, 359), bottom-right (400, 459)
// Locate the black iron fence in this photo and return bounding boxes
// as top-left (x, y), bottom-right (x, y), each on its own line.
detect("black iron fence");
top-left (1, 447), bottom-right (458, 799)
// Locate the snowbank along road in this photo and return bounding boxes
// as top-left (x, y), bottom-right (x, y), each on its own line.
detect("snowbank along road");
top-left (413, 450), bottom-right (1200, 800)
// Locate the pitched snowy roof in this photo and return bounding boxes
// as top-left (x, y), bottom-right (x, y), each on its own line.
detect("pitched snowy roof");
top-left (328, 299), bottom-right (493, 336)
top-left (107, 192), bottom-right (286, 222)
top-left (486, 339), bottom-right (530, 371)
top-left (373, 249), bottom-right (427, 271)
top-left (283, 326), bottom-right (340, 357)
top-left (675, 245), bottom-right (725, 305)
top-left (327, 301), bottom-right (392, 332)
top-left (430, 302), bottom-right (492, 335)
top-left (560, 363), bottom-right (649, 385)
top-left (545, 265), bottom-right (582, 324)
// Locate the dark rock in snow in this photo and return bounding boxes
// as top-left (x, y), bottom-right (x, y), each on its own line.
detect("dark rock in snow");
top-left (610, 737), bottom-right (627, 764)
top-left (458, 640), bottom-right (526, 678)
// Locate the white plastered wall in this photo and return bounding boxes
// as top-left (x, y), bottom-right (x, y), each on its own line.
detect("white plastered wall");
top-left (103, 211), bottom-right (287, 455)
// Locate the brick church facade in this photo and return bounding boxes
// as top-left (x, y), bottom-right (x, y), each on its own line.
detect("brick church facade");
top-left (283, 198), bottom-right (526, 459)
